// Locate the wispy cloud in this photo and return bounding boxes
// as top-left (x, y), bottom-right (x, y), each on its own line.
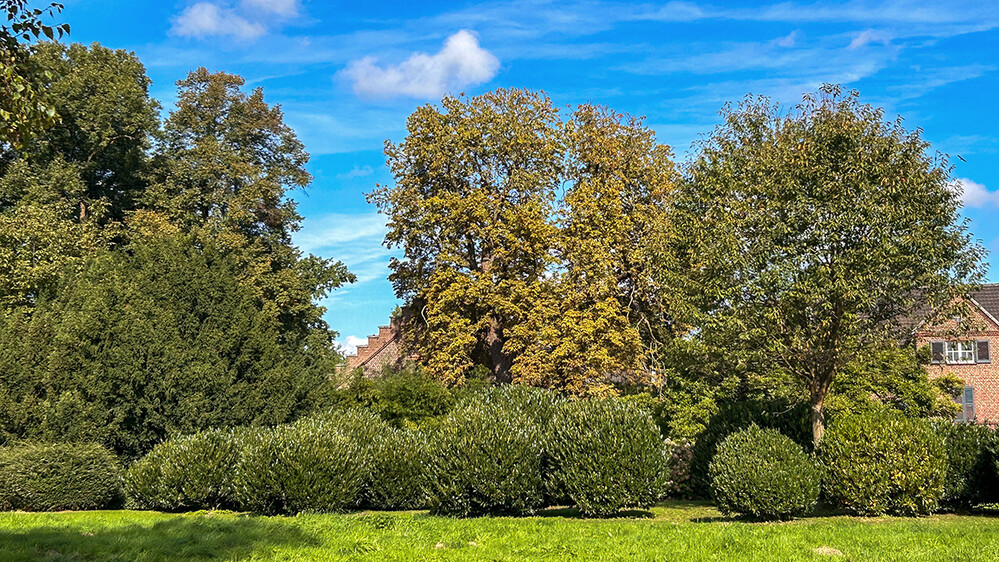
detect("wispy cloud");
top-left (295, 212), bottom-right (388, 254)
top-left (341, 30), bottom-right (500, 100)
top-left (337, 165), bottom-right (374, 179)
top-left (172, 2), bottom-right (265, 40)
top-left (848, 29), bottom-right (893, 49)
top-left (241, 0), bottom-right (299, 18)
top-left (171, 0), bottom-right (301, 40)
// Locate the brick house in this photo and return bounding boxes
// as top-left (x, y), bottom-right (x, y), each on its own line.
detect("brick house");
top-left (344, 315), bottom-right (414, 377)
top-left (915, 284), bottom-right (999, 423)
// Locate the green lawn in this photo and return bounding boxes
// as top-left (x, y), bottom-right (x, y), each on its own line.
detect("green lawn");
top-left (2, 502), bottom-right (998, 561)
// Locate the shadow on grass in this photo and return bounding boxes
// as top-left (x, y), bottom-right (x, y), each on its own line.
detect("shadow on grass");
top-left (0, 514), bottom-right (317, 562)
top-left (534, 506), bottom-right (655, 519)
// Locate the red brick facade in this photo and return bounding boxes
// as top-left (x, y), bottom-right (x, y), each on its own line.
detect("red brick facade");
top-left (344, 316), bottom-right (415, 377)
top-left (916, 287), bottom-right (999, 423)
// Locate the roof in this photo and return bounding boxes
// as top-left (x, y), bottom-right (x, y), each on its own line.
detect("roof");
top-left (970, 283), bottom-right (999, 327)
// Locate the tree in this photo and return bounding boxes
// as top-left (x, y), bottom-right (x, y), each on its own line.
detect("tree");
top-left (21, 42), bottom-right (160, 221)
top-left (673, 85), bottom-right (985, 445)
top-left (146, 68), bottom-right (353, 338)
top-left (507, 105), bottom-right (677, 395)
top-left (0, 1), bottom-right (68, 147)
top-left (371, 89), bottom-right (677, 393)
top-left (0, 232), bottom-right (337, 459)
top-left (0, 42), bottom-right (159, 307)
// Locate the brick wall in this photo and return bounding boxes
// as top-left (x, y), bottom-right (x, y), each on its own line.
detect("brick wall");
top-left (344, 317), bottom-right (415, 378)
top-left (916, 304), bottom-right (999, 423)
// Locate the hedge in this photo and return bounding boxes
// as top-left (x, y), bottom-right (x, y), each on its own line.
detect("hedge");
top-left (0, 442), bottom-right (121, 511)
top-left (820, 412), bottom-right (946, 516)
top-left (549, 398), bottom-right (669, 516)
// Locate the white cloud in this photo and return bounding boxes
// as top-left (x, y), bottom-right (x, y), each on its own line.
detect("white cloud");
top-left (337, 334), bottom-right (369, 356)
top-left (337, 165), bottom-right (374, 179)
top-left (171, 0), bottom-right (301, 40)
top-left (295, 212), bottom-right (388, 254)
top-left (171, 2), bottom-right (265, 40)
top-left (773, 30), bottom-right (799, 47)
top-left (952, 178), bottom-right (999, 208)
top-left (241, 0), bottom-right (298, 17)
top-left (848, 29), bottom-right (892, 49)
top-left (342, 30), bottom-right (500, 99)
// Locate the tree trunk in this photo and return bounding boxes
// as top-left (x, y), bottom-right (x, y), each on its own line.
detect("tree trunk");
top-left (810, 397), bottom-right (825, 446)
top-left (485, 316), bottom-right (512, 384)
top-left (810, 370), bottom-right (835, 446)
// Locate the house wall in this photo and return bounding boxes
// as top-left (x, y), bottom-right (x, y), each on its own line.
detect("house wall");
top-left (344, 317), bottom-right (414, 378)
top-left (916, 305), bottom-right (999, 423)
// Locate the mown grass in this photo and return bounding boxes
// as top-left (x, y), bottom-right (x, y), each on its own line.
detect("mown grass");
top-left (2, 501), bottom-right (998, 561)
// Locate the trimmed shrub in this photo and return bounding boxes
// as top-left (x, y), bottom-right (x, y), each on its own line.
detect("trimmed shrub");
top-left (472, 384), bottom-right (566, 425)
top-left (0, 442), bottom-right (121, 511)
top-left (233, 416), bottom-right (369, 514)
top-left (932, 422), bottom-right (999, 507)
top-left (123, 428), bottom-right (244, 511)
top-left (365, 427), bottom-right (428, 510)
top-left (709, 425), bottom-right (820, 519)
top-left (549, 398), bottom-right (669, 516)
top-left (687, 400), bottom-right (811, 498)
top-left (820, 412), bottom-right (947, 516)
top-left (424, 397), bottom-right (547, 516)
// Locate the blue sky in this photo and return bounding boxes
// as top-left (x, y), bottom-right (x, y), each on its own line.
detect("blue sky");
top-left (62, 0), bottom-right (999, 353)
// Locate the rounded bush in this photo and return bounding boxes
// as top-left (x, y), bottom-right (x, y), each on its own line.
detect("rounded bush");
top-left (0, 442), bottom-right (121, 511)
top-left (820, 412), bottom-right (946, 516)
top-left (424, 398), bottom-right (547, 516)
top-left (233, 416), bottom-right (368, 514)
top-left (687, 400), bottom-right (810, 498)
top-left (123, 427), bottom-right (244, 511)
top-left (932, 422), bottom-right (999, 507)
top-left (365, 427), bottom-right (428, 510)
top-left (709, 425), bottom-right (820, 519)
top-left (549, 398), bottom-right (669, 516)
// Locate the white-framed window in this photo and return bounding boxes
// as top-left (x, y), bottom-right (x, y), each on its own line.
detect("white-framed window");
top-left (946, 341), bottom-right (975, 364)
top-left (930, 340), bottom-right (990, 365)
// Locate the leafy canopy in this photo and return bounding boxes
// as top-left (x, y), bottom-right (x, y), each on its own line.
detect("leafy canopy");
top-left (673, 84), bottom-right (985, 444)
top-left (371, 89), bottom-right (676, 394)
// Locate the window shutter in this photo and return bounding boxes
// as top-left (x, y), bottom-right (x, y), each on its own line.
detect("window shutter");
top-left (931, 341), bottom-right (944, 364)
top-left (977, 340), bottom-right (991, 364)
top-left (965, 387), bottom-right (975, 422)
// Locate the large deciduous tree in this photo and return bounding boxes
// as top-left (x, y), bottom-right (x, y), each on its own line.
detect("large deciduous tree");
top-left (146, 68), bottom-right (353, 339)
top-left (0, 1), bottom-right (68, 148)
top-left (0, 42), bottom-right (158, 307)
top-left (371, 89), bottom-right (676, 393)
top-left (674, 85), bottom-right (985, 444)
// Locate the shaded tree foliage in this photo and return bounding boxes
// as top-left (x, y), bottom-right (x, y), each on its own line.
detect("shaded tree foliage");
top-left (0, 234), bottom-right (337, 459)
top-left (0, 1), bottom-right (68, 147)
top-left (146, 68), bottom-right (352, 339)
top-left (0, 46), bottom-right (353, 457)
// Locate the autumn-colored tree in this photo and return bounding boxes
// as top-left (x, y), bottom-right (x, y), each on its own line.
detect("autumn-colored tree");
top-left (508, 105), bottom-right (677, 395)
top-left (674, 85), bottom-right (985, 444)
top-left (371, 89), bottom-right (677, 393)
